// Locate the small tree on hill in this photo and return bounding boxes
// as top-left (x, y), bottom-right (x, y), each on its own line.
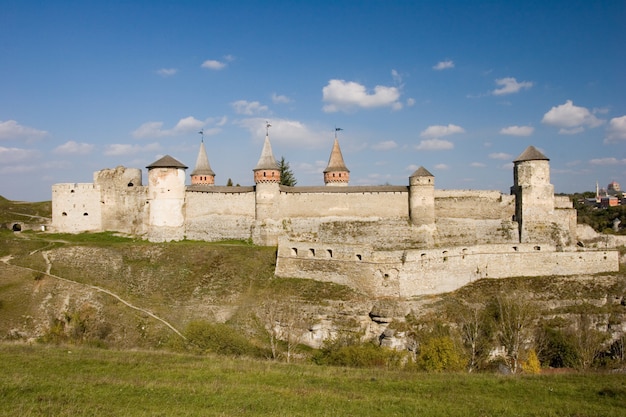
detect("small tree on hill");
top-left (226, 178), bottom-right (233, 186)
top-left (278, 156), bottom-right (297, 187)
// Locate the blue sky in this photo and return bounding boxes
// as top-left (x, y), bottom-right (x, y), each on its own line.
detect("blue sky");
top-left (1, 0), bottom-right (625, 201)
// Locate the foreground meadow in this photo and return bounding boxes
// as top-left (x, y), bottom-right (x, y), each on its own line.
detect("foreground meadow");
top-left (1, 344), bottom-right (625, 417)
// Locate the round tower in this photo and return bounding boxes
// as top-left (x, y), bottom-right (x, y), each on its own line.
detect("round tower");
top-left (409, 166), bottom-right (435, 227)
top-left (323, 136), bottom-right (350, 186)
top-left (253, 126), bottom-right (281, 224)
top-left (146, 155), bottom-right (187, 236)
top-left (253, 132), bottom-right (281, 184)
top-left (511, 145), bottom-right (554, 243)
top-left (190, 140), bottom-right (215, 185)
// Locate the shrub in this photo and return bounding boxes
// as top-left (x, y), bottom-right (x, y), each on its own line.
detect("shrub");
top-left (521, 349), bottom-right (541, 374)
top-left (417, 336), bottom-right (466, 372)
top-left (312, 335), bottom-right (402, 368)
top-left (184, 321), bottom-right (264, 357)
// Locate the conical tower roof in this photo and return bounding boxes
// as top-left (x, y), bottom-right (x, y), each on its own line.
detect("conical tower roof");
top-left (410, 166), bottom-right (434, 177)
top-left (146, 155), bottom-right (188, 170)
top-left (190, 140), bottom-right (215, 176)
top-left (254, 134), bottom-right (279, 171)
top-left (513, 145), bottom-right (549, 162)
top-left (323, 138), bottom-right (350, 173)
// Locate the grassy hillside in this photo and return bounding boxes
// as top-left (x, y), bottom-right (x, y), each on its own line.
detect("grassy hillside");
top-left (0, 195), bottom-right (51, 226)
top-left (1, 199), bottom-right (626, 374)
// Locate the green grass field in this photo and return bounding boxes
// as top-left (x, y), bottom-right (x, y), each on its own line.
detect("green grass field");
top-left (1, 343), bottom-right (625, 417)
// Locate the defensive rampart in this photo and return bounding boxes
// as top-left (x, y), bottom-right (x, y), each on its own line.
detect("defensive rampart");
top-left (275, 239), bottom-right (620, 297)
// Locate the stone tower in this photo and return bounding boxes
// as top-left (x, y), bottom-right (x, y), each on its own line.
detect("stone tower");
top-left (409, 166), bottom-right (435, 227)
top-left (323, 138), bottom-right (350, 186)
top-left (146, 155), bottom-right (187, 241)
top-left (190, 140), bottom-right (215, 185)
top-left (253, 130), bottom-right (280, 222)
top-left (511, 145), bottom-right (554, 243)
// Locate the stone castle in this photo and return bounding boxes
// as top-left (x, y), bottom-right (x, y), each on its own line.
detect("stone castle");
top-left (51, 131), bottom-right (620, 297)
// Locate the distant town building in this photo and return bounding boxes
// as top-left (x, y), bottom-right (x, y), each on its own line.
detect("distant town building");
top-left (607, 181), bottom-right (621, 196)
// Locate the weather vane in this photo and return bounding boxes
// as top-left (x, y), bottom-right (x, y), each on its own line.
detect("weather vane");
top-left (198, 129), bottom-right (204, 142)
top-left (335, 126), bottom-right (343, 139)
top-left (266, 121), bottom-right (272, 135)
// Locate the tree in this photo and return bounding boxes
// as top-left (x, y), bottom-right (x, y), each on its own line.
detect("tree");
top-left (226, 178), bottom-right (233, 186)
top-left (489, 294), bottom-right (535, 374)
top-left (569, 313), bottom-right (607, 370)
top-left (452, 302), bottom-right (492, 372)
top-left (278, 156), bottom-right (297, 187)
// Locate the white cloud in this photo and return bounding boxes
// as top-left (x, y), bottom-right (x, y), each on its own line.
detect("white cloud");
top-left (420, 124), bottom-right (465, 139)
top-left (231, 100), bottom-right (269, 115)
top-left (201, 59), bottom-right (226, 70)
top-left (470, 162), bottom-right (486, 168)
top-left (433, 60), bottom-right (454, 70)
top-left (236, 117), bottom-right (325, 148)
top-left (0, 120), bottom-right (47, 141)
top-left (406, 98), bottom-right (416, 107)
top-left (541, 100), bottom-right (605, 134)
top-left (156, 68), bottom-right (177, 77)
top-left (500, 125), bottom-right (534, 136)
top-left (434, 163), bottom-right (449, 170)
top-left (322, 79), bottom-right (401, 113)
top-left (589, 157), bottom-right (626, 165)
top-left (415, 139), bottom-right (454, 151)
top-left (371, 140), bottom-right (398, 151)
top-left (489, 152), bottom-right (512, 160)
top-left (132, 116), bottom-right (226, 139)
top-left (104, 142), bottom-right (161, 156)
top-left (0, 146), bottom-right (40, 163)
top-left (271, 93), bottom-right (292, 104)
top-left (604, 115), bottom-right (626, 143)
top-left (53, 141), bottom-right (95, 155)
top-left (492, 77), bottom-right (533, 95)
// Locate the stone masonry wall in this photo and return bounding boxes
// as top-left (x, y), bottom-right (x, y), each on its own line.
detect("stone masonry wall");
top-left (275, 240), bottom-right (620, 298)
top-left (51, 183), bottom-right (103, 233)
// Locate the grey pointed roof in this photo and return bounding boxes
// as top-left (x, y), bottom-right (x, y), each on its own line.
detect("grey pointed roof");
top-left (323, 138), bottom-right (350, 173)
top-left (146, 155), bottom-right (188, 170)
top-left (190, 141), bottom-right (215, 176)
top-left (253, 134), bottom-right (279, 171)
top-left (513, 145), bottom-right (549, 162)
top-left (410, 166), bottom-right (434, 177)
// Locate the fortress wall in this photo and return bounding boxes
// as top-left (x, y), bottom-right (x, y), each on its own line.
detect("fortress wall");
top-left (100, 186), bottom-right (148, 235)
top-left (434, 190), bottom-right (515, 220)
top-left (185, 215), bottom-right (255, 241)
top-left (183, 190), bottom-right (256, 242)
top-left (51, 183), bottom-right (102, 233)
top-left (276, 240), bottom-right (620, 298)
top-left (435, 218), bottom-right (519, 246)
top-left (555, 195), bottom-right (573, 209)
top-left (185, 189), bottom-right (256, 217)
top-left (278, 189), bottom-right (409, 218)
top-left (280, 217), bottom-right (432, 249)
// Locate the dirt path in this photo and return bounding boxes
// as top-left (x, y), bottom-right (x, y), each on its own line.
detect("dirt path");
top-left (3, 249), bottom-right (186, 340)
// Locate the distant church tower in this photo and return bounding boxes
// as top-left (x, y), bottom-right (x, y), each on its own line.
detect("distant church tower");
top-left (511, 145), bottom-right (555, 244)
top-left (190, 139), bottom-right (215, 185)
top-left (323, 129), bottom-right (350, 186)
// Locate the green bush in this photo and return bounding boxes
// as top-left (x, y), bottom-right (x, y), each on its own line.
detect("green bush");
top-left (184, 321), bottom-right (265, 357)
top-left (312, 335), bottom-right (402, 368)
top-left (417, 336), bottom-right (466, 372)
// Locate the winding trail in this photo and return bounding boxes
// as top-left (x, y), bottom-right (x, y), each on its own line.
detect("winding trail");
top-left (1, 248), bottom-right (186, 340)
